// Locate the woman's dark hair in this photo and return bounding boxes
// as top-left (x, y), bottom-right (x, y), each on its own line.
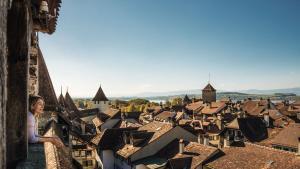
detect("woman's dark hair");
top-left (29, 95), bottom-right (44, 112)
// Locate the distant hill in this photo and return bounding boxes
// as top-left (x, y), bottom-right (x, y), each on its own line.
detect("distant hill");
top-left (132, 89), bottom-right (201, 97)
top-left (131, 87), bottom-right (300, 97)
top-left (237, 87), bottom-right (300, 96)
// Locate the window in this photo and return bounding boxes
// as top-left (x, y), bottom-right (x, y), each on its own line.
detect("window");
top-left (82, 160), bottom-right (93, 166)
top-left (74, 151), bottom-right (80, 157)
top-left (86, 150), bottom-right (92, 157)
top-left (80, 150), bottom-right (86, 157)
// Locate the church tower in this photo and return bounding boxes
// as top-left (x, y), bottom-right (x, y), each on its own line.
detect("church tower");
top-left (202, 83), bottom-right (216, 103)
top-left (92, 85), bottom-right (109, 112)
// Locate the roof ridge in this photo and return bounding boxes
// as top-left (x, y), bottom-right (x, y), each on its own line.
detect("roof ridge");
top-left (245, 142), bottom-right (297, 155)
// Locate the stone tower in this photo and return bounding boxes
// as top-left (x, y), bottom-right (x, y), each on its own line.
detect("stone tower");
top-left (202, 83), bottom-right (216, 103)
top-left (92, 85), bottom-right (109, 112)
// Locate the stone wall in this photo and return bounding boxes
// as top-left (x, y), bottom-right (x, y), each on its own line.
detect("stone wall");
top-left (6, 0), bottom-right (31, 167)
top-left (203, 90), bottom-right (217, 103)
top-left (0, 0), bottom-right (9, 168)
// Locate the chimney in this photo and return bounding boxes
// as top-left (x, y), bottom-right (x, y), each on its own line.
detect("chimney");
top-left (123, 132), bottom-right (130, 144)
top-left (237, 112), bottom-right (242, 118)
top-left (267, 98), bottom-right (271, 109)
top-left (204, 135), bottom-right (209, 146)
top-left (80, 121), bottom-right (86, 135)
top-left (216, 114), bottom-right (223, 130)
top-left (198, 134), bottom-right (203, 144)
top-left (179, 139), bottom-right (184, 154)
top-left (264, 113), bottom-right (270, 127)
top-left (224, 135), bottom-right (230, 148)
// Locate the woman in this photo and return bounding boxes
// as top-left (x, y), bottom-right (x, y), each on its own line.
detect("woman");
top-left (28, 95), bottom-right (64, 147)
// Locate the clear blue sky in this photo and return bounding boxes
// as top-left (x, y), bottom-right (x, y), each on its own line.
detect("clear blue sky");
top-left (39, 0), bottom-right (300, 97)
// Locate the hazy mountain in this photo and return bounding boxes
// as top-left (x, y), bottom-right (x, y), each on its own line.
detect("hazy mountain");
top-left (132, 87), bottom-right (300, 97)
top-left (237, 87), bottom-right (300, 95)
top-left (132, 89), bottom-right (201, 97)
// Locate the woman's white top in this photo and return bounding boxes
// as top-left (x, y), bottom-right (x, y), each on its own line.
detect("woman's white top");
top-left (27, 112), bottom-right (40, 143)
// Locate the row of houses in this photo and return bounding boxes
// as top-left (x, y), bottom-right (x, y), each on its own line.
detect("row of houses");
top-left (54, 83), bottom-right (300, 169)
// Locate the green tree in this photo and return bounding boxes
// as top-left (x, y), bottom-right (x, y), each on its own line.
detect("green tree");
top-left (128, 98), bottom-right (150, 105)
top-left (171, 97), bottom-right (183, 106)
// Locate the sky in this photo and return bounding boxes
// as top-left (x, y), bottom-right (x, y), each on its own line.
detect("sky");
top-left (39, 0), bottom-right (300, 97)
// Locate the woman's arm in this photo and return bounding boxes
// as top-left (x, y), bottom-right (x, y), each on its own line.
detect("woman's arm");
top-left (39, 137), bottom-right (64, 147)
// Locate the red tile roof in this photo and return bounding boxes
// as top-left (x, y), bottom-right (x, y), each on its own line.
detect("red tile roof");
top-left (270, 123), bottom-right (300, 149)
top-left (201, 102), bottom-right (226, 115)
top-left (186, 101), bottom-right (204, 111)
top-left (163, 140), bottom-right (219, 169)
top-left (207, 142), bottom-right (300, 169)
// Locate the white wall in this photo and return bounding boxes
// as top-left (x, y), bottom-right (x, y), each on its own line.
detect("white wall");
top-left (101, 150), bottom-right (115, 169)
top-left (114, 157), bottom-right (132, 169)
top-left (93, 101), bottom-right (109, 112)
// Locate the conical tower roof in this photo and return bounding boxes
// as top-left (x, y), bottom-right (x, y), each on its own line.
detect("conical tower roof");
top-left (58, 93), bottom-right (66, 107)
top-left (202, 83), bottom-right (216, 91)
top-left (65, 91), bottom-right (78, 112)
top-left (37, 48), bottom-right (59, 107)
top-left (92, 85), bottom-right (109, 101)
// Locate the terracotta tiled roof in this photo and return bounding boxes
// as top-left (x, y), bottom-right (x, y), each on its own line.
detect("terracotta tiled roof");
top-left (104, 108), bottom-right (120, 119)
top-left (154, 139), bottom-right (219, 169)
top-left (202, 83), bottom-right (216, 91)
top-left (116, 119), bottom-right (143, 128)
top-left (292, 101), bottom-right (300, 106)
top-left (201, 102), bottom-right (226, 115)
top-left (206, 142), bottom-right (300, 169)
top-left (92, 117), bottom-right (104, 128)
top-left (144, 106), bottom-right (163, 115)
top-left (186, 101), bottom-right (204, 112)
top-left (116, 122), bottom-right (173, 159)
top-left (270, 123), bottom-right (300, 149)
top-left (90, 132), bottom-right (105, 146)
top-left (154, 111), bottom-right (176, 121)
top-left (92, 85), bottom-right (109, 101)
top-left (242, 100), bottom-right (272, 116)
top-left (173, 142), bottom-right (219, 169)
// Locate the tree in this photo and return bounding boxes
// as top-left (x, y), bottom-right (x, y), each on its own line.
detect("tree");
top-left (128, 98), bottom-right (150, 105)
top-left (171, 97), bottom-right (183, 106)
